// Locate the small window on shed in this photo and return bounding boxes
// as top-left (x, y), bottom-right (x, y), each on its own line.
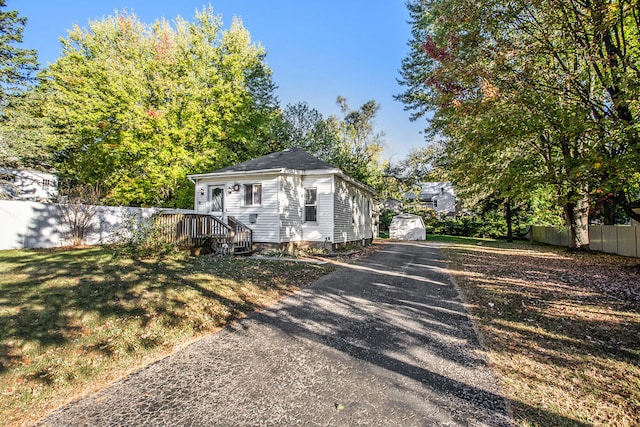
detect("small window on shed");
top-left (244, 184), bottom-right (262, 206)
top-left (304, 188), bottom-right (317, 222)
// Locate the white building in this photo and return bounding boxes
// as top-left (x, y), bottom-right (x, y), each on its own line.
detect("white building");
top-left (407, 182), bottom-right (458, 217)
top-left (0, 168), bottom-right (58, 202)
top-left (389, 214), bottom-right (426, 240)
top-left (188, 148), bottom-right (377, 248)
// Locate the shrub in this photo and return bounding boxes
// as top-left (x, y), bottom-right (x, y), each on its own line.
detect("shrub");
top-left (423, 213), bottom-right (507, 239)
top-left (108, 212), bottom-right (180, 258)
top-left (58, 185), bottom-right (101, 246)
top-left (379, 210), bottom-right (395, 232)
top-left (382, 206), bottom-right (509, 239)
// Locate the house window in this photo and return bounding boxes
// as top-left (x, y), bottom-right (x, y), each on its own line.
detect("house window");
top-left (244, 184), bottom-right (262, 206)
top-left (209, 187), bottom-right (224, 212)
top-left (352, 195), bottom-right (357, 224)
top-left (305, 188), bottom-right (317, 222)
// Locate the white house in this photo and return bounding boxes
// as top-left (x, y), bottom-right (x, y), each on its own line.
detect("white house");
top-left (187, 148), bottom-right (377, 249)
top-left (0, 168), bottom-right (58, 202)
top-left (408, 182), bottom-right (458, 217)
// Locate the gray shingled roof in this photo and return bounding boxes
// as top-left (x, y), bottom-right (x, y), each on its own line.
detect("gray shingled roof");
top-left (214, 147), bottom-right (337, 173)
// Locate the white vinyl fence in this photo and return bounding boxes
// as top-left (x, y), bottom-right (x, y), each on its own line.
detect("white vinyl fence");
top-left (0, 200), bottom-right (161, 250)
top-left (529, 225), bottom-right (640, 258)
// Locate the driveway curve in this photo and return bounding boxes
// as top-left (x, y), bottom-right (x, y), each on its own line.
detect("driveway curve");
top-left (40, 241), bottom-right (512, 427)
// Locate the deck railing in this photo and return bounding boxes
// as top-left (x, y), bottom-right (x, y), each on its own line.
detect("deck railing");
top-left (228, 216), bottom-right (253, 253)
top-left (157, 213), bottom-right (252, 253)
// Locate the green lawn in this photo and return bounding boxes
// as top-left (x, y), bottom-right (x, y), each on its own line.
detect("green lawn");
top-left (425, 233), bottom-right (499, 245)
top-left (0, 248), bottom-right (334, 426)
top-left (378, 232), bottom-right (500, 245)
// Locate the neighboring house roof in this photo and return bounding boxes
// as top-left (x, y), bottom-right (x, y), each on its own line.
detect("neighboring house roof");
top-left (404, 182), bottom-right (456, 202)
top-left (382, 197), bottom-right (403, 213)
top-left (419, 182), bottom-right (455, 200)
top-left (188, 148), bottom-right (376, 195)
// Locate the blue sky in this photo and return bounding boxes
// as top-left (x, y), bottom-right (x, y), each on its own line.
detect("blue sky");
top-left (15, 0), bottom-right (428, 162)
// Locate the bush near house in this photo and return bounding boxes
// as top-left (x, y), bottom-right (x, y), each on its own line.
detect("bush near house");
top-left (380, 207), bottom-right (515, 239)
top-left (424, 212), bottom-right (508, 238)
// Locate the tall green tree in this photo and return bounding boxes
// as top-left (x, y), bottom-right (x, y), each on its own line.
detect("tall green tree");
top-left (280, 101), bottom-right (339, 160)
top-left (397, 0), bottom-right (640, 248)
top-left (330, 96), bottom-right (385, 189)
top-left (0, 0), bottom-right (44, 173)
top-left (280, 97), bottom-right (386, 191)
top-left (42, 8), bottom-right (280, 207)
top-left (0, 89), bottom-right (53, 169)
top-left (0, 0), bottom-right (37, 106)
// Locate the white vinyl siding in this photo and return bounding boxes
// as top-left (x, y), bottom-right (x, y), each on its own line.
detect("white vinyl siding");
top-left (194, 182), bottom-right (216, 214)
top-left (232, 177), bottom-right (279, 243)
top-left (0, 168), bottom-right (59, 201)
top-left (278, 174), bottom-right (303, 242)
top-left (333, 176), bottom-right (374, 244)
top-left (193, 175), bottom-right (280, 243)
top-left (302, 175), bottom-right (334, 243)
top-left (192, 171), bottom-right (374, 245)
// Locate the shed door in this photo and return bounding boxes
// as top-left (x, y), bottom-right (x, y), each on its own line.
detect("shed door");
top-left (208, 186), bottom-right (224, 217)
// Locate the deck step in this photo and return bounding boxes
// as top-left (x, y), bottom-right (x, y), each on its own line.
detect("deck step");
top-left (233, 250), bottom-right (254, 256)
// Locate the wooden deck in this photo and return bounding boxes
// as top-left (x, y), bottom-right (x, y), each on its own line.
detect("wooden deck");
top-left (157, 213), bottom-right (253, 254)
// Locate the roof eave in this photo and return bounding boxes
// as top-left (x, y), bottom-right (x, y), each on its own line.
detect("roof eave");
top-left (187, 166), bottom-right (377, 196)
top-left (334, 170), bottom-right (377, 196)
top-left (187, 168), bottom-right (285, 183)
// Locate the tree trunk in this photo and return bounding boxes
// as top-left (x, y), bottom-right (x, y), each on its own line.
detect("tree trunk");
top-left (564, 191), bottom-right (590, 250)
top-left (505, 197), bottom-right (513, 242)
top-left (613, 191), bottom-right (640, 224)
top-left (602, 197), bottom-right (616, 225)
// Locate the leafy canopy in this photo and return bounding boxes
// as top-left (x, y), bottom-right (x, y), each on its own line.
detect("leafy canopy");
top-left (0, 0), bottom-right (43, 171)
top-left (397, 0), bottom-right (640, 246)
top-left (42, 8), bottom-right (280, 207)
top-left (0, 0), bottom-right (37, 105)
top-left (281, 97), bottom-right (386, 191)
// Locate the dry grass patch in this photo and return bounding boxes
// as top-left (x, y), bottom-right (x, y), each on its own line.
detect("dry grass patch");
top-left (444, 242), bottom-right (640, 427)
top-left (0, 248), bottom-right (334, 426)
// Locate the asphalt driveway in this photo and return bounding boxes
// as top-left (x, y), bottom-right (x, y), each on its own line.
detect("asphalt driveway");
top-left (40, 241), bottom-right (512, 426)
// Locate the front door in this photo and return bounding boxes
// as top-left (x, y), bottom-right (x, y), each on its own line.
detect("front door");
top-left (208, 186), bottom-right (224, 217)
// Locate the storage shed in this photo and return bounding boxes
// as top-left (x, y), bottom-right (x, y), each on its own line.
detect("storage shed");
top-left (389, 214), bottom-right (426, 240)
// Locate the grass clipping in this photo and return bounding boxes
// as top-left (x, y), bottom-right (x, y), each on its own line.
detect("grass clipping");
top-left (444, 242), bottom-right (640, 427)
top-left (0, 248), bottom-right (334, 427)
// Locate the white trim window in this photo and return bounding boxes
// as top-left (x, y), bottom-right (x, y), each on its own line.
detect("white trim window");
top-left (304, 188), bottom-right (317, 222)
top-left (352, 195), bottom-right (357, 224)
top-left (244, 184), bottom-right (262, 206)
